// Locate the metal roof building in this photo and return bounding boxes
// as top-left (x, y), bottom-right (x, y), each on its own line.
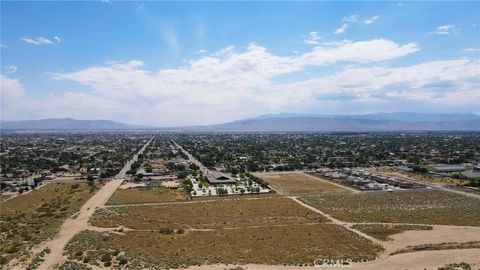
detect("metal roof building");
top-left (206, 171), bottom-right (236, 184)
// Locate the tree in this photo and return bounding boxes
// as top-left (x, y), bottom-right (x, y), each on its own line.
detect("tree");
top-left (177, 171), bottom-right (188, 179)
top-left (126, 169), bottom-right (137, 176)
top-left (87, 175), bottom-right (94, 187)
top-left (183, 179), bottom-right (193, 193)
top-left (217, 187), bottom-right (228, 195)
top-left (412, 166), bottom-right (429, 173)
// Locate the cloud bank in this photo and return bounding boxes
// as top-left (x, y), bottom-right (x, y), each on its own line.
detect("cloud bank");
top-left (3, 38), bottom-right (479, 126)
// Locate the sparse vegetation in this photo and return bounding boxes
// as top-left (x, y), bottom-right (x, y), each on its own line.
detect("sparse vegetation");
top-left (92, 197), bottom-right (327, 230)
top-left (65, 225), bottom-right (382, 269)
top-left (300, 190), bottom-right (480, 226)
top-left (107, 187), bottom-right (188, 205)
top-left (0, 182), bottom-right (100, 264)
top-left (438, 262), bottom-right (472, 270)
top-left (351, 224), bottom-right (433, 241)
top-left (256, 172), bottom-right (353, 195)
top-left (391, 241), bottom-right (480, 255)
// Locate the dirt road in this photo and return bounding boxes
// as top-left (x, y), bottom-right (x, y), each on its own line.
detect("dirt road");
top-left (289, 196), bottom-right (381, 244)
top-left (289, 195), bottom-right (480, 269)
top-left (184, 249), bottom-right (480, 270)
top-left (12, 136), bottom-right (154, 270)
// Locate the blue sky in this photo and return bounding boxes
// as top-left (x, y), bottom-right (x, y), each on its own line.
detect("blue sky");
top-left (1, 1), bottom-right (479, 126)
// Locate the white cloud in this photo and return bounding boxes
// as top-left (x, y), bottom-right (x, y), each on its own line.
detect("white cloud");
top-left (194, 49), bottom-right (208, 54)
top-left (46, 39), bottom-right (419, 125)
top-left (335, 24), bottom-right (349, 34)
top-left (364, 16), bottom-right (379, 25)
top-left (4, 66), bottom-right (18, 74)
top-left (22, 36), bottom-right (61, 45)
top-left (1, 75), bottom-right (24, 102)
top-left (1, 75), bottom-right (28, 119)
top-left (8, 39), bottom-right (477, 125)
top-left (304, 32), bottom-right (322, 45)
top-left (300, 39), bottom-right (418, 64)
top-left (430, 25), bottom-right (457, 35)
top-left (464, 48), bottom-right (480, 52)
top-left (269, 59), bottom-right (480, 114)
top-left (343, 15), bottom-right (358, 23)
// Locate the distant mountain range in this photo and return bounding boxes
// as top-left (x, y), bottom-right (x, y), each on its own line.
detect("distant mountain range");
top-left (252, 112), bottom-right (480, 122)
top-left (2, 113), bottom-right (480, 132)
top-left (0, 118), bottom-right (149, 130)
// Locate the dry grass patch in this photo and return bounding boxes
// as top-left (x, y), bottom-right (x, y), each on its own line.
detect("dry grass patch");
top-left (0, 193), bottom-right (13, 201)
top-left (300, 190), bottom-right (480, 226)
top-left (92, 197), bottom-right (328, 230)
top-left (106, 187), bottom-right (188, 205)
top-left (390, 241), bottom-right (480, 255)
top-left (65, 224), bottom-right (383, 269)
top-left (351, 224), bottom-right (433, 241)
top-left (255, 172), bottom-right (353, 195)
top-left (0, 181), bottom-right (100, 264)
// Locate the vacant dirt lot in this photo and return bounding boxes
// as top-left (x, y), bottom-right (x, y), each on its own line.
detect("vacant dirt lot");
top-left (255, 172), bottom-right (354, 195)
top-left (106, 187), bottom-right (188, 205)
top-left (65, 224), bottom-right (383, 269)
top-left (92, 197), bottom-right (328, 230)
top-left (300, 190), bottom-right (480, 226)
top-left (0, 181), bottom-right (99, 265)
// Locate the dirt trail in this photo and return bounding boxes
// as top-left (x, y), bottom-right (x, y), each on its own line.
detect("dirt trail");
top-left (352, 249), bottom-right (480, 270)
top-left (10, 136), bottom-right (154, 270)
top-left (34, 178), bottom-right (125, 270)
top-left (289, 195), bottom-right (480, 269)
top-left (183, 250), bottom-right (480, 270)
top-left (288, 196), bottom-right (381, 245)
top-left (181, 223), bottom-right (480, 270)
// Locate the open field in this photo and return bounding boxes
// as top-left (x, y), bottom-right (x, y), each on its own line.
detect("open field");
top-left (300, 190), bottom-right (480, 226)
top-left (92, 197), bottom-right (328, 230)
top-left (64, 224), bottom-right (383, 269)
top-left (351, 224), bottom-right (433, 241)
top-left (0, 181), bottom-right (99, 265)
top-left (255, 172), bottom-right (355, 195)
top-left (0, 192), bottom-right (13, 201)
top-left (106, 187), bottom-right (188, 205)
